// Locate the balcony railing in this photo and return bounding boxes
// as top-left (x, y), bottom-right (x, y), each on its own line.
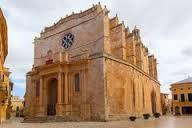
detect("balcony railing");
top-left (174, 99), bottom-right (192, 103)
top-left (34, 52), bottom-right (88, 67)
top-left (68, 52), bottom-right (88, 62)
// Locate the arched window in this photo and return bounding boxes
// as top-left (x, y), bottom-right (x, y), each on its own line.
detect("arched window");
top-left (74, 73), bottom-right (80, 92)
top-left (47, 50), bottom-right (53, 58)
top-left (142, 85), bottom-right (145, 108)
top-left (151, 90), bottom-right (157, 113)
top-left (132, 79), bottom-right (135, 107)
top-left (36, 80), bottom-right (40, 97)
top-left (46, 50), bottom-right (53, 64)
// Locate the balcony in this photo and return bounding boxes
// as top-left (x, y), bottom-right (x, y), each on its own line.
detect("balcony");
top-left (173, 99), bottom-right (192, 106)
top-left (34, 52), bottom-right (88, 67)
top-left (68, 52), bottom-right (88, 62)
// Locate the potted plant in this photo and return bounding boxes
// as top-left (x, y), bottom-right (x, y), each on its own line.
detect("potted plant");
top-left (143, 113), bottom-right (150, 120)
top-left (129, 116), bottom-right (136, 121)
top-left (154, 113), bottom-right (160, 118)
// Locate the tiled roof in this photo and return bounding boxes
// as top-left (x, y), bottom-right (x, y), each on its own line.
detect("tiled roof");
top-left (172, 77), bottom-right (192, 84)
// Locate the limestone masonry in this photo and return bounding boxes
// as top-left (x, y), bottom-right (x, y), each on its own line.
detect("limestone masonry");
top-left (24, 3), bottom-right (162, 121)
top-left (0, 8), bottom-right (12, 123)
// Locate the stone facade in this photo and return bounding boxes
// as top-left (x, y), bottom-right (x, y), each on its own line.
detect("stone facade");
top-left (11, 96), bottom-right (24, 112)
top-left (24, 3), bottom-right (161, 121)
top-left (160, 93), bottom-right (171, 115)
top-left (170, 77), bottom-right (192, 115)
top-left (0, 8), bottom-right (12, 123)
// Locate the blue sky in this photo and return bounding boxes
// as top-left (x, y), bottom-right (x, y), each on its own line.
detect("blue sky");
top-left (1, 0), bottom-right (192, 99)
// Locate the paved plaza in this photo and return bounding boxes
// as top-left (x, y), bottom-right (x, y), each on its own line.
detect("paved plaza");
top-left (0, 116), bottom-right (192, 128)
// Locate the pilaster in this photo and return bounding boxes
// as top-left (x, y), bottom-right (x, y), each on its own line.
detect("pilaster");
top-left (179, 106), bottom-right (182, 115)
top-left (37, 76), bottom-right (45, 117)
top-left (56, 72), bottom-right (63, 116)
top-left (64, 72), bottom-right (69, 104)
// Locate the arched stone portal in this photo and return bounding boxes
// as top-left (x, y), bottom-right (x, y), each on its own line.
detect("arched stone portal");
top-left (151, 90), bottom-right (156, 114)
top-left (47, 78), bottom-right (58, 116)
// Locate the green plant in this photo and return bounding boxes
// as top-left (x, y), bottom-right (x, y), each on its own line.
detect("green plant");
top-left (143, 113), bottom-right (150, 119)
top-left (154, 113), bottom-right (160, 118)
top-left (129, 116), bottom-right (136, 121)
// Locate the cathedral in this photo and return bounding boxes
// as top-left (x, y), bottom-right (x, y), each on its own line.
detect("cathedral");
top-left (24, 3), bottom-right (162, 121)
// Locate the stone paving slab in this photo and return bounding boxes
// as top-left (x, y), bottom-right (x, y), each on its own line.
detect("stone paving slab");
top-left (0, 116), bottom-right (192, 128)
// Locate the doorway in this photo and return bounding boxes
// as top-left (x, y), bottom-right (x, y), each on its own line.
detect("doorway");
top-left (151, 90), bottom-right (157, 114)
top-left (175, 106), bottom-right (180, 115)
top-left (47, 78), bottom-right (58, 116)
top-left (182, 106), bottom-right (192, 115)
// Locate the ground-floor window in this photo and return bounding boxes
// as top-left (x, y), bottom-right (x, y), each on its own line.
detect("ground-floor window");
top-left (175, 106), bottom-right (180, 115)
top-left (188, 93), bottom-right (192, 101)
top-left (182, 106), bottom-right (192, 114)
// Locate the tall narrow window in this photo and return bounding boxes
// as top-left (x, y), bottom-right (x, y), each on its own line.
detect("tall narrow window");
top-left (132, 81), bottom-right (135, 107)
top-left (188, 93), bottom-right (192, 101)
top-left (142, 85), bottom-right (145, 108)
top-left (74, 73), bottom-right (80, 92)
top-left (174, 94), bottom-right (178, 100)
top-left (2, 75), bottom-right (4, 82)
top-left (180, 94), bottom-right (185, 102)
top-left (36, 80), bottom-right (40, 97)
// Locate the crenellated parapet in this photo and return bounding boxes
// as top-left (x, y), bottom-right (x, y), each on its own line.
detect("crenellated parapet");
top-left (148, 55), bottom-right (158, 79)
top-left (109, 20), bottom-right (127, 60)
top-left (109, 15), bottom-right (119, 29)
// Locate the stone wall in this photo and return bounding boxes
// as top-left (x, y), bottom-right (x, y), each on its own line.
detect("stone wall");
top-left (87, 57), bottom-right (105, 120)
top-left (25, 3), bottom-right (162, 122)
top-left (0, 8), bottom-right (8, 63)
top-left (104, 55), bottom-right (161, 120)
top-left (34, 4), bottom-right (106, 67)
top-left (0, 9), bottom-right (10, 123)
top-left (106, 13), bottom-right (158, 80)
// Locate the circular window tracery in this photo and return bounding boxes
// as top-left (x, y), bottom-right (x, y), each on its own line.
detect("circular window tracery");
top-left (62, 33), bottom-right (74, 49)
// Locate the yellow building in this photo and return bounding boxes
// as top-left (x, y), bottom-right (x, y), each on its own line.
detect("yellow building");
top-left (11, 96), bottom-right (24, 112)
top-left (0, 8), bottom-right (12, 123)
top-left (170, 77), bottom-right (192, 115)
top-left (160, 93), bottom-right (171, 115)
